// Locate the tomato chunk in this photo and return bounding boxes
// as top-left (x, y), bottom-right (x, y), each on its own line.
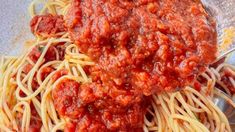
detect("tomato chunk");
top-left (30, 14), bottom-right (66, 38)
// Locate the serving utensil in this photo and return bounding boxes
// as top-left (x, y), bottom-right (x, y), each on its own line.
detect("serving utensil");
top-left (213, 88), bottom-right (235, 131)
top-left (213, 88), bottom-right (235, 124)
top-left (212, 47), bottom-right (235, 128)
top-left (199, 0), bottom-right (235, 127)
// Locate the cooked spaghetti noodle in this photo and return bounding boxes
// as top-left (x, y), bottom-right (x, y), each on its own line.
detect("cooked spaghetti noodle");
top-left (144, 64), bottom-right (235, 132)
top-left (0, 35), bottom-right (94, 131)
top-left (0, 0), bottom-right (235, 132)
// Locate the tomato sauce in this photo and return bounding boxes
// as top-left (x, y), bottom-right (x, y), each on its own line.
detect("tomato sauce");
top-left (22, 45), bottom-right (59, 91)
top-left (51, 0), bottom-right (217, 131)
top-left (16, 103), bottom-right (42, 132)
top-left (28, 103), bottom-right (42, 132)
top-left (40, 66), bottom-right (55, 81)
top-left (28, 45), bottom-right (58, 63)
top-left (221, 68), bottom-right (235, 94)
top-left (66, 0), bottom-right (217, 92)
top-left (53, 80), bottom-right (148, 131)
top-left (51, 69), bottom-right (68, 82)
top-left (30, 14), bottom-right (66, 38)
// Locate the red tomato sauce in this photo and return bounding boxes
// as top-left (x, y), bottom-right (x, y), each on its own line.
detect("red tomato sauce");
top-left (30, 14), bottom-right (66, 38)
top-left (51, 0), bottom-right (217, 131)
top-left (22, 45), bottom-right (59, 92)
top-left (221, 68), bottom-right (235, 94)
top-left (53, 80), bottom-right (148, 131)
top-left (16, 103), bottom-right (42, 132)
top-left (66, 0), bottom-right (217, 92)
top-left (28, 45), bottom-right (58, 63)
top-left (51, 69), bottom-right (68, 82)
top-left (28, 103), bottom-right (42, 132)
top-left (40, 66), bottom-right (55, 81)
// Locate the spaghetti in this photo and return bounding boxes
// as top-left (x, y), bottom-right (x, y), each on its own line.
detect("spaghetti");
top-left (0, 35), bottom-right (94, 131)
top-left (0, 0), bottom-right (235, 132)
top-left (144, 65), bottom-right (235, 132)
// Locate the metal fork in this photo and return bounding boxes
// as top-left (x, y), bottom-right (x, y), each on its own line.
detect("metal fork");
top-left (199, 0), bottom-right (235, 127)
top-left (212, 48), bottom-right (235, 127)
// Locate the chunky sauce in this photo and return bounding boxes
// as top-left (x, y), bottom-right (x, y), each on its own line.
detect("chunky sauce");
top-left (30, 14), bottom-right (66, 38)
top-left (66, 0), bottom-right (217, 92)
top-left (38, 0), bottom-right (217, 131)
